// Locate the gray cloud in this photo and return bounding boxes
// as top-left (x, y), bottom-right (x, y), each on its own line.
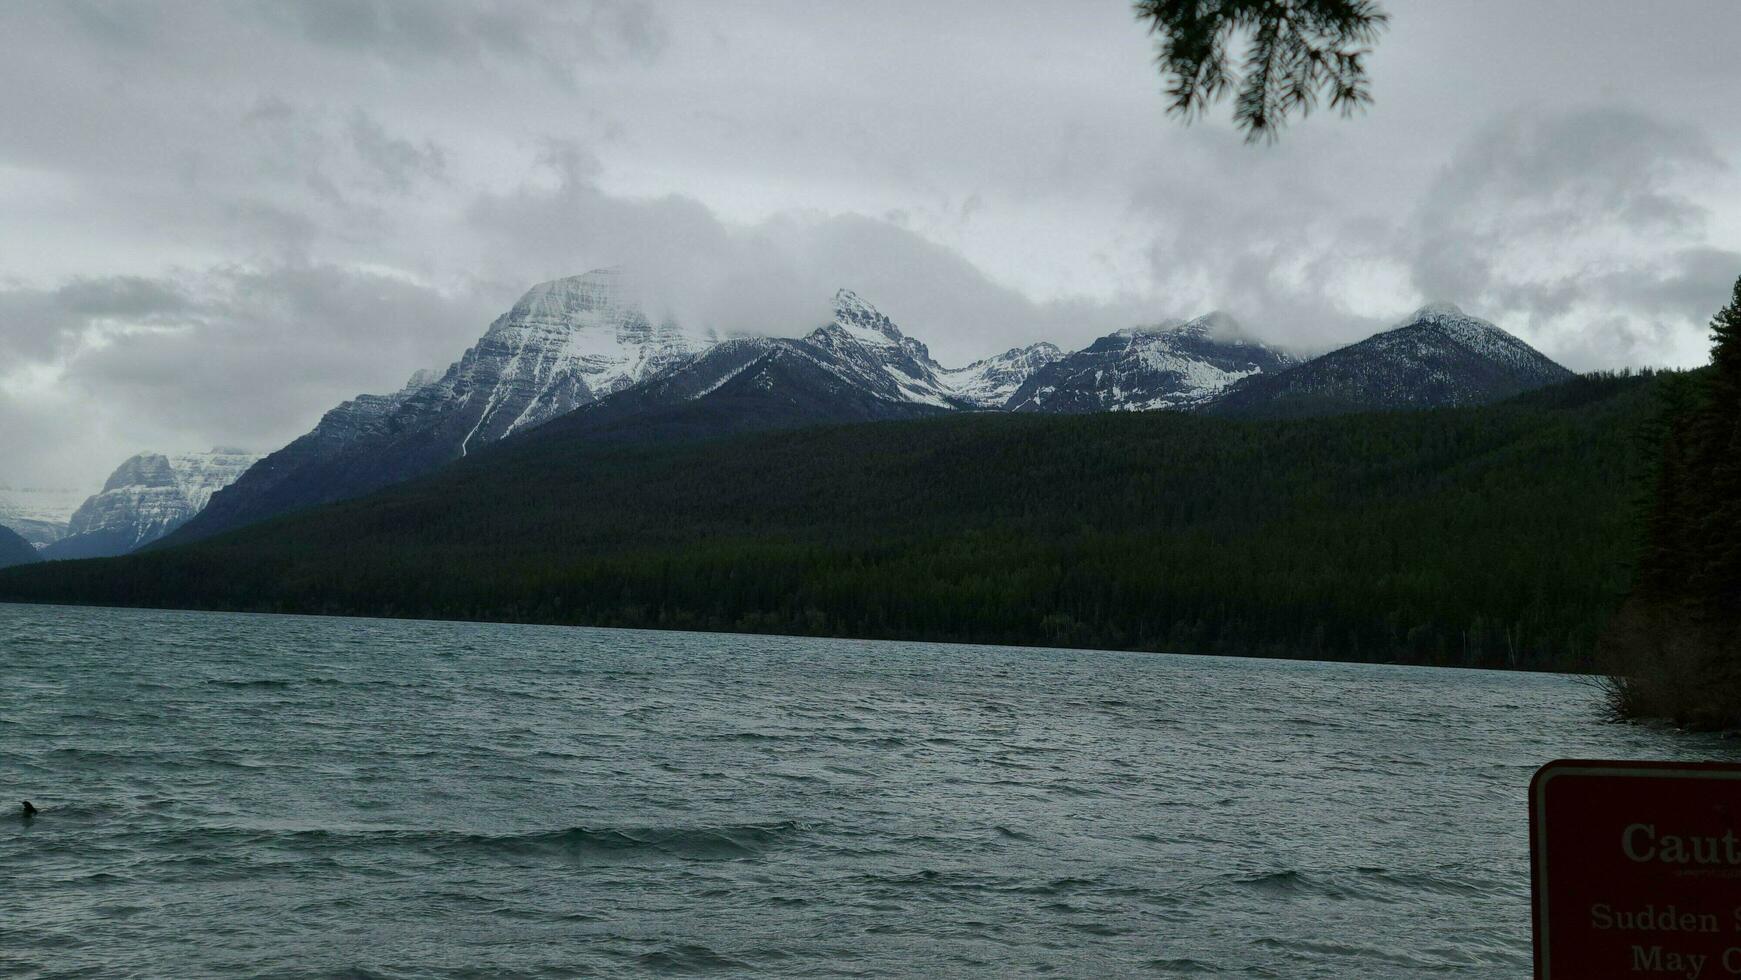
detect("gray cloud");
top-left (53, 1), bottom-right (666, 73)
top-left (347, 111), bottom-right (448, 193)
top-left (465, 149), bottom-right (1154, 360)
top-left (1408, 107), bottom-right (1735, 368)
top-left (0, 266), bottom-right (498, 487)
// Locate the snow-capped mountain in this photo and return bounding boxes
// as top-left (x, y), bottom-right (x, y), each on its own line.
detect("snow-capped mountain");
top-left (444, 268), bottom-right (715, 453)
top-left (42, 449), bottom-right (261, 559)
top-left (183, 283), bottom-right (1046, 546)
top-left (1206, 304), bottom-right (1572, 418)
top-left (1006, 312), bottom-right (1296, 413)
top-left (535, 289), bottom-right (1001, 445)
top-left (939, 342), bottom-right (1066, 409)
top-left (797, 289), bottom-right (974, 409)
top-left (144, 263), bottom-right (1576, 546)
top-left (171, 269), bottom-right (718, 543)
top-left (0, 484), bottom-right (86, 549)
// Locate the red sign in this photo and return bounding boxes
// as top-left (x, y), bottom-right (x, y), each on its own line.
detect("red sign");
top-left (1531, 759), bottom-right (1741, 979)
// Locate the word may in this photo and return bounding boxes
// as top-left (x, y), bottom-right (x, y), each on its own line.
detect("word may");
top-left (1623, 943), bottom-right (1741, 979)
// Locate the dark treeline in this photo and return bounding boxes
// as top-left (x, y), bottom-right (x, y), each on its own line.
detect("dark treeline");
top-left (1605, 277), bottom-right (1741, 726)
top-left (0, 371), bottom-right (1669, 671)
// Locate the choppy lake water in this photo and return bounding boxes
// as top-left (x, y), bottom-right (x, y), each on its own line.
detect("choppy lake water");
top-left (4, 603), bottom-right (1737, 977)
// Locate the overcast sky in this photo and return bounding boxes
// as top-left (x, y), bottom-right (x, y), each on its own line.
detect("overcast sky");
top-left (4, 0), bottom-right (1741, 490)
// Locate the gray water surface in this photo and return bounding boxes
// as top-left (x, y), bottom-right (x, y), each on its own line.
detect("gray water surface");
top-left (3, 603), bottom-right (1734, 977)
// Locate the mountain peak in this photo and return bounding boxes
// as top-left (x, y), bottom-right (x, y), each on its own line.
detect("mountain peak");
top-left (46, 447), bottom-right (262, 559)
top-left (500, 268), bottom-right (630, 328)
top-left (832, 287), bottom-right (884, 321)
top-left (1209, 303), bottom-right (1571, 419)
top-left (1178, 310), bottom-right (1245, 340)
top-left (1114, 318), bottom-right (1186, 339)
top-left (824, 288), bottom-right (906, 348)
top-left (1394, 303), bottom-right (1515, 344)
top-left (1406, 302), bottom-right (1468, 322)
top-left (1116, 311), bottom-right (1254, 345)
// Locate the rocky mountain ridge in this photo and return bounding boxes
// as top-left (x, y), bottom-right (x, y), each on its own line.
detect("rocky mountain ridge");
top-left (41, 271), bottom-right (1571, 548)
top-left (1208, 304), bottom-right (1573, 418)
top-left (1007, 312), bottom-right (1297, 413)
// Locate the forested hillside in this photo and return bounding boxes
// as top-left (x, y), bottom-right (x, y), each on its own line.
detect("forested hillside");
top-left (1605, 276), bottom-right (1741, 727)
top-left (0, 373), bottom-right (1665, 671)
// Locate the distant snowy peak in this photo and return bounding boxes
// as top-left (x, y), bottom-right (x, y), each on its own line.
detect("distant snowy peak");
top-left (798, 289), bottom-right (966, 409)
top-left (826, 288), bottom-right (904, 346)
top-left (45, 448), bottom-right (262, 558)
top-left (1397, 304), bottom-right (1555, 373)
top-left (939, 342), bottom-right (1066, 409)
top-left (424, 269), bottom-right (719, 451)
top-left (811, 289), bottom-right (939, 364)
top-left (0, 484), bottom-right (86, 548)
top-left (1007, 312), bottom-right (1296, 414)
top-left (169, 269), bottom-right (729, 543)
top-left (1206, 304), bottom-right (1572, 418)
top-left (497, 267), bottom-right (631, 328)
top-left (1120, 311), bottom-right (1265, 346)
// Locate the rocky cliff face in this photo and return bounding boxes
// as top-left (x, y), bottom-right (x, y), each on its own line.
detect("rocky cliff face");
top-left (42, 449), bottom-right (261, 559)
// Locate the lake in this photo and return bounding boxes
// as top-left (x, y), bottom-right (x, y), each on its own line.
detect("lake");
top-left (3, 603), bottom-right (1733, 977)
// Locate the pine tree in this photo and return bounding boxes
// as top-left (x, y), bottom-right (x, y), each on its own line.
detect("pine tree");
top-left (1637, 375), bottom-right (1699, 599)
top-left (1134, 0), bottom-right (1389, 141)
top-left (1693, 278), bottom-right (1741, 621)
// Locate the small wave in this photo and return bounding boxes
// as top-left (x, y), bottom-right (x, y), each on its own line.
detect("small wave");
top-left (1222, 868), bottom-right (1376, 901)
top-left (445, 821), bottom-right (806, 861)
top-left (1356, 865), bottom-right (1506, 898)
top-left (203, 679), bottom-right (292, 689)
top-left (1006, 875), bottom-right (1099, 896)
top-left (635, 943), bottom-right (754, 973)
top-left (148, 820), bottom-right (809, 863)
top-left (1145, 957), bottom-right (1219, 974)
top-left (857, 868), bottom-right (992, 892)
top-left (1252, 935), bottom-right (1450, 970)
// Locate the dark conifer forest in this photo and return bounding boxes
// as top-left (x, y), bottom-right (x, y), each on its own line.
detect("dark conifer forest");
top-left (1604, 277), bottom-right (1741, 726)
top-left (0, 371), bottom-right (1669, 672)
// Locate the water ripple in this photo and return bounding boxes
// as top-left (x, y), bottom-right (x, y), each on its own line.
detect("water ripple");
top-left (4, 603), bottom-right (1738, 977)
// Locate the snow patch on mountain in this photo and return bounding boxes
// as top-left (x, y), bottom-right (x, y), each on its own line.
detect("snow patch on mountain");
top-left (795, 290), bottom-right (972, 409)
top-left (939, 343), bottom-right (1066, 409)
top-left (1402, 304), bottom-right (1553, 372)
top-left (45, 448), bottom-right (262, 558)
top-left (1206, 304), bottom-right (1572, 418)
top-left (436, 268), bottom-right (719, 453)
top-left (1008, 312), bottom-right (1297, 414)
